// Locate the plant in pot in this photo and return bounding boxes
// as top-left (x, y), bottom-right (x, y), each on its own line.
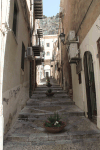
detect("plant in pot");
top-left (45, 89), bottom-right (54, 96)
top-left (46, 76), bottom-right (50, 83)
top-left (46, 82), bottom-right (52, 87)
top-left (43, 112), bottom-right (66, 133)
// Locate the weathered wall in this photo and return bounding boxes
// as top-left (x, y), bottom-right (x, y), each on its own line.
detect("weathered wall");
top-left (3, 0), bottom-right (30, 134)
top-left (61, 0), bottom-right (100, 44)
top-left (60, 0), bottom-right (100, 93)
top-left (60, 0), bottom-right (100, 128)
top-left (78, 15), bottom-right (100, 128)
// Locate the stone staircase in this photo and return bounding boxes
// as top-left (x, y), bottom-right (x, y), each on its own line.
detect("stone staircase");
top-left (4, 78), bottom-right (100, 150)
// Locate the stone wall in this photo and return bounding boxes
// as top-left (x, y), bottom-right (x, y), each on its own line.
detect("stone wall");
top-left (60, 0), bottom-right (100, 94)
top-left (3, 0), bottom-right (30, 134)
top-left (61, 0), bottom-right (100, 44)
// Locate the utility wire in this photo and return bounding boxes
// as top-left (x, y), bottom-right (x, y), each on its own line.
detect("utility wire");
top-left (76, 0), bottom-right (93, 36)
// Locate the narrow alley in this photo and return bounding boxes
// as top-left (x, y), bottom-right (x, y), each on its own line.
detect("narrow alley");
top-left (1, 0), bottom-right (100, 149)
top-left (4, 78), bottom-right (100, 150)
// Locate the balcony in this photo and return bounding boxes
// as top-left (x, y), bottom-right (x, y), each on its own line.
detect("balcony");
top-left (32, 45), bottom-right (44, 56)
top-left (32, 46), bottom-right (40, 56)
top-left (37, 29), bottom-right (43, 38)
top-left (34, 0), bottom-right (43, 19)
top-left (35, 56), bottom-right (44, 66)
top-left (40, 46), bottom-right (44, 52)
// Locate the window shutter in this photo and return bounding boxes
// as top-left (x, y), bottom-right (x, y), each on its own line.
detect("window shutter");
top-left (21, 42), bottom-right (25, 71)
top-left (97, 38), bottom-right (100, 67)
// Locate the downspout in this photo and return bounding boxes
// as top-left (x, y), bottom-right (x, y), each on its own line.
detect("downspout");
top-left (76, 0), bottom-right (93, 36)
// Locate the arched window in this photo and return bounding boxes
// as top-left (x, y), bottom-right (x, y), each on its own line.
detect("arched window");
top-left (47, 52), bottom-right (50, 56)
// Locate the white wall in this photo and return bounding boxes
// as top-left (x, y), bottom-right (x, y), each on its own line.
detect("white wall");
top-left (41, 35), bottom-right (57, 60)
top-left (2, 0), bottom-right (30, 134)
top-left (44, 65), bottom-right (50, 77)
top-left (71, 14), bottom-right (100, 129)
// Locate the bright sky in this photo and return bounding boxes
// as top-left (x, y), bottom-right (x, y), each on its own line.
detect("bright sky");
top-left (43, 0), bottom-right (60, 17)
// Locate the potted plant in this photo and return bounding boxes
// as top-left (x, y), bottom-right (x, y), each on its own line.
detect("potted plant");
top-left (43, 112), bottom-right (66, 133)
top-left (45, 89), bottom-right (54, 96)
top-left (46, 82), bottom-right (52, 87)
top-left (46, 76), bottom-right (50, 83)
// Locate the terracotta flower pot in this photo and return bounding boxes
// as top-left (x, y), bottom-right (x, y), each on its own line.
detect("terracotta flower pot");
top-left (45, 92), bottom-right (54, 96)
top-left (46, 84), bottom-right (52, 87)
top-left (43, 122), bottom-right (66, 133)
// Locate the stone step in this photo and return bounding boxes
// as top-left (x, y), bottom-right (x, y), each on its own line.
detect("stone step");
top-left (6, 130), bottom-right (100, 143)
top-left (36, 86), bottom-right (62, 89)
top-left (3, 137), bottom-right (100, 149)
top-left (26, 100), bottom-right (75, 106)
top-left (31, 94), bottom-right (69, 99)
top-left (4, 115), bottom-right (100, 149)
top-left (37, 85), bottom-right (61, 88)
top-left (35, 88), bottom-right (63, 91)
top-left (18, 111), bottom-right (85, 120)
top-left (33, 91), bottom-right (66, 94)
top-left (19, 104), bottom-right (84, 114)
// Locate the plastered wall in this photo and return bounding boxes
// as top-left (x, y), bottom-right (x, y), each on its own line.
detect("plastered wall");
top-left (3, 0), bottom-right (30, 134)
top-left (60, 0), bottom-right (100, 128)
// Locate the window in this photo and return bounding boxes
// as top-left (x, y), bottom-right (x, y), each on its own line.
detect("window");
top-left (46, 43), bottom-right (50, 47)
top-left (97, 38), bottom-right (100, 67)
top-left (78, 73), bottom-right (82, 84)
top-left (12, 1), bottom-right (18, 36)
top-left (21, 42), bottom-right (25, 71)
top-left (47, 51), bottom-right (50, 56)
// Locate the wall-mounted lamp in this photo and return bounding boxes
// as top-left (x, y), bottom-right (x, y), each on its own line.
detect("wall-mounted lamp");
top-left (59, 32), bottom-right (69, 45)
top-left (59, 28), bottom-right (68, 45)
top-left (59, 33), bottom-right (65, 43)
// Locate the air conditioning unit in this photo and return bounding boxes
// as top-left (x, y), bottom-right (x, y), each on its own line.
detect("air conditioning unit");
top-left (27, 47), bottom-right (34, 60)
top-left (24, 51), bottom-right (27, 59)
top-left (68, 31), bottom-right (75, 41)
top-left (68, 43), bottom-right (79, 62)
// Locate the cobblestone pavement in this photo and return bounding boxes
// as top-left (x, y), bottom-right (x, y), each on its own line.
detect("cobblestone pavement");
top-left (4, 78), bottom-right (100, 150)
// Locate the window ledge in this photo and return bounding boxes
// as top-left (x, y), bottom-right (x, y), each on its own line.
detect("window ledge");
top-left (11, 30), bottom-right (18, 45)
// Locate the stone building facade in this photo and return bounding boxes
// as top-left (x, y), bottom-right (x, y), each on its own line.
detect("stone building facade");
top-left (0, 0), bottom-right (43, 148)
top-left (41, 35), bottom-right (57, 77)
top-left (58, 0), bottom-right (100, 128)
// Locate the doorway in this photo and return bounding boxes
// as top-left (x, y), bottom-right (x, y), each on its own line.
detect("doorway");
top-left (46, 72), bottom-right (49, 77)
top-left (84, 51), bottom-right (97, 123)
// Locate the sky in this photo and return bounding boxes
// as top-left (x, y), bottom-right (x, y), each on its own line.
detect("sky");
top-left (43, 0), bottom-right (60, 17)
